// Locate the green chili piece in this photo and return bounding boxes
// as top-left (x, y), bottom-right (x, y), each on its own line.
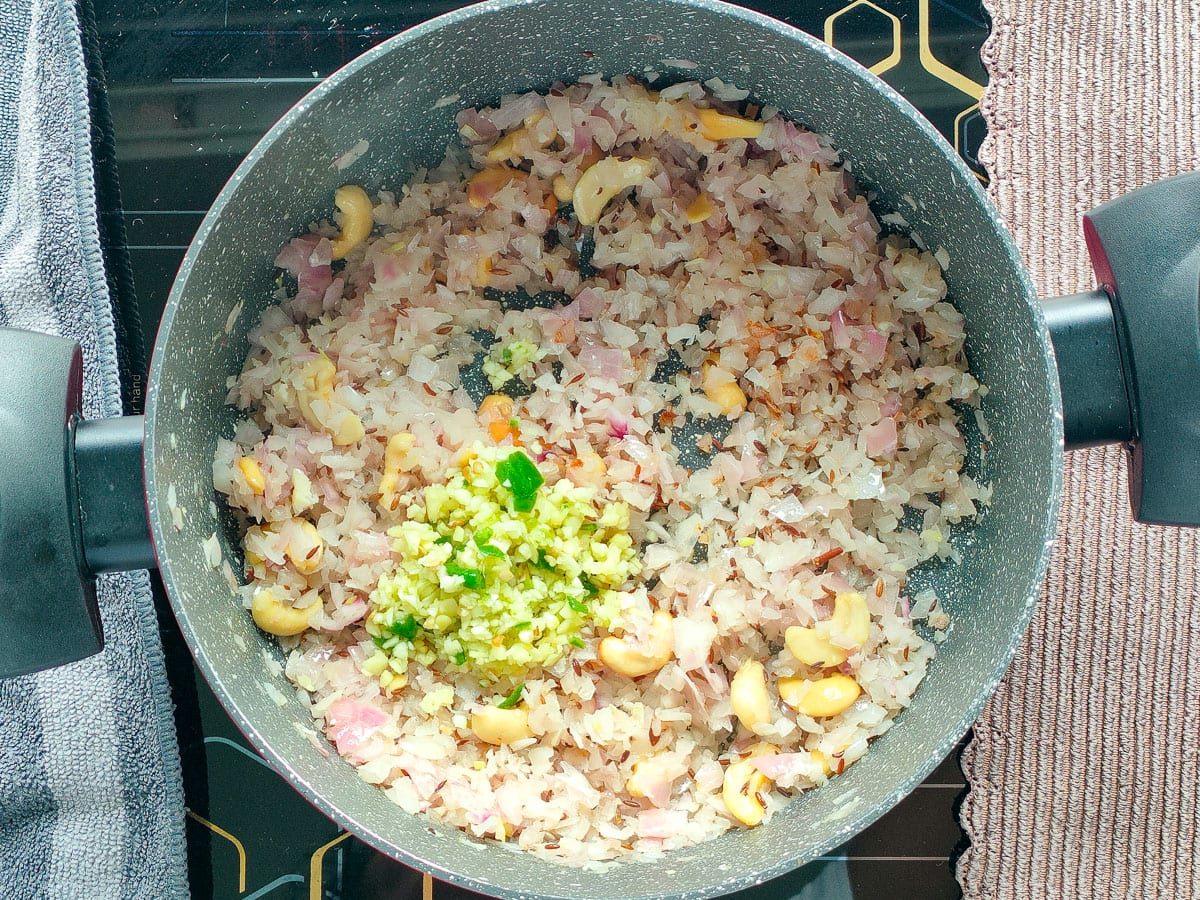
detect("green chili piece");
top-left (568, 598), bottom-right (588, 614)
top-left (496, 450), bottom-right (544, 513)
top-left (389, 614), bottom-right (420, 640)
top-left (471, 528), bottom-right (505, 557)
top-left (445, 560), bottom-right (486, 590)
top-left (496, 684), bottom-right (525, 709)
top-left (569, 637), bottom-right (586, 649)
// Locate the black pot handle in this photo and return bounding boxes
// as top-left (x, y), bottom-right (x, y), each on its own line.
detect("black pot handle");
top-left (1043, 170), bottom-right (1200, 526)
top-left (0, 328), bottom-right (152, 678)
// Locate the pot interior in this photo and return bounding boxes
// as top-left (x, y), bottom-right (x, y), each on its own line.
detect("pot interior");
top-left (145, 1), bottom-right (1062, 896)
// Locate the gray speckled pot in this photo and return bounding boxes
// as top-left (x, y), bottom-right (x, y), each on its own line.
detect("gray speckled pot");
top-left (144, 0), bottom-right (1062, 896)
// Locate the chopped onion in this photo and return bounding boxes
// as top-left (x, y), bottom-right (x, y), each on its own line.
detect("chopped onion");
top-left (830, 308), bottom-right (851, 349)
top-left (607, 412), bottom-right (629, 439)
top-left (407, 354), bottom-right (439, 385)
top-left (861, 417), bottom-right (898, 458)
top-left (861, 327), bottom-right (888, 366)
top-left (766, 495), bottom-right (807, 524)
top-left (575, 287), bottom-right (605, 318)
top-left (578, 343), bottom-right (625, 380)
top-left (486, 91), bottom-right (544, 130)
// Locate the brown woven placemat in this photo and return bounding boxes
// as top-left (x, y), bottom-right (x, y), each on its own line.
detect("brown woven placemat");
top-left (958, 2), bottom-right (1200, 897)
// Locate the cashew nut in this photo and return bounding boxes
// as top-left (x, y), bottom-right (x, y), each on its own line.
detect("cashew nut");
top-left (296, 356), bottom-right (364, 446)
top-left (572, 156), bottom-right (655, 226)
top-left (721, 743), bottom-right (778, 827)
top-left (486, 113), bottom-right (557, 163)
top-left (697, 108), bottom-right (764, 141)
top-left (331, 412), bottom-right (365, 446)
top-left (598, 609), bottom-right (674, 677)
top-left (329, 185), bottom-right (373, 260)
top-left (785, 592), bottom-right (870, 667)
top-left (785, 625), bottom-right (846, 667)
top-left (685, 193), bottom-right (715, 224)
top-left (779, 673), bottom-right (861, 718)
top-left (702, 364), bottom-right (747, 417)
top-left (291, 469), bottom-right (318, 514)
top-left (237, 457), bottom-right (265, 495)
top-left (730, 659), bottom-right (771, 730)
top-left (467, 166), bottom-right (527, 210)
top-left (828, 591), bottom-right (870, 647)
top-left (379, 432), bottom-right (417, 512)
top-left (251, 588), bottom-right (312, 636)
top-left (810, 748), bottom-right (834, 776)
top-left (285, 518), bottom-right (325, 575)
top-left (471, 704), bottom-right (532, 745)
top-left (551, 174), bottom-right (574, 203)
top-left (626, 756), bottom-right (674, 803)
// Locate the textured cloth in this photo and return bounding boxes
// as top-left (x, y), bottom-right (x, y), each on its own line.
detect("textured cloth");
top-left (0, 0), bottom-right (188, 896)
top-left (958, 2), bottom-right (1200, 898)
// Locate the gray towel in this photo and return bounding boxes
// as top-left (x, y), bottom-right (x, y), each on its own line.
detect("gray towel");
top-left (0, 0), bottom-right (188, 896)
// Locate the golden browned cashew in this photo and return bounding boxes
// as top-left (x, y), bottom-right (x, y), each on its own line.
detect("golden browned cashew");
top-left (598, 609), bottom-right (674, 677)
top-left (296, 356), bottom-right (364, 446)
top-left (290, 469), bottom-right (318, 514)
top-left (470, 705), bottom-right (532, 745)
top-left (730, 659), bottom-right (771, 730)
top-left (237, 457), bottom-right (265, 495)
top-left (486, 113), bottom-right (558, 163)
top-left (466, 166), bottom-right (527, 209)
top-left (626, 756), bottom-right (673, 801)
top-left (685, 193), bottom-right (715, 224)
top-left (696, 108), bottom-right (764, 141)
top-left (378, 432), bottom-right (417, 511)
top-left (779, 673), bottom-right (862, 718)
top-left (721, 743), bottom-right (778, 826)
top-left (329, 185), bottom-right (373, 260)
top-left (251, 588), bottom-right (312, 636)
top-left (285, 518), bottom-right (325, 575)
top-left (702, 363), bottom-right (748, 417)
top-left (784, 592), bottom-right (870, 667)
top-left (572, 157), bottom-right (655, 226)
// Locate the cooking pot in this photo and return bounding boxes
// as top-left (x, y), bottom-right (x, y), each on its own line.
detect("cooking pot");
top-left (3, 0), bottom-right (1199, 896)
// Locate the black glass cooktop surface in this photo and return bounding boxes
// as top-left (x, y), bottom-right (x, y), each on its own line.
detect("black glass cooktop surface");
top-left (87, 2), bottom-right (990, 897)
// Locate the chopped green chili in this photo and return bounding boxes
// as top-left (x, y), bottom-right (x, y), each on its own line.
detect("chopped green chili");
top-left (473, 529), bottom-right (505, 558)
top-left (389, 613), bottom-right (420, 640)
top-left (496, 450), bottom-right (544, 513)
top-left (569, 637), bottom-right (586, 649)
top-left (445, 560), bottom-right (486, 590)
top-left (568, 598), bottom-right (588, 614)
top-left (496, 683), bottom-right (525, 709)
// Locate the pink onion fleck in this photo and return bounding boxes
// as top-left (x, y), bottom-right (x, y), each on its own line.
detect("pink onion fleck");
top-left (607, 412), bottom-right (629, 439)
top-left (830, 308), bottom-right (851, 349)
top-left (861, 417), bottom-right (898, 458)
top-left (325, 699), bottom-right (387, 757)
